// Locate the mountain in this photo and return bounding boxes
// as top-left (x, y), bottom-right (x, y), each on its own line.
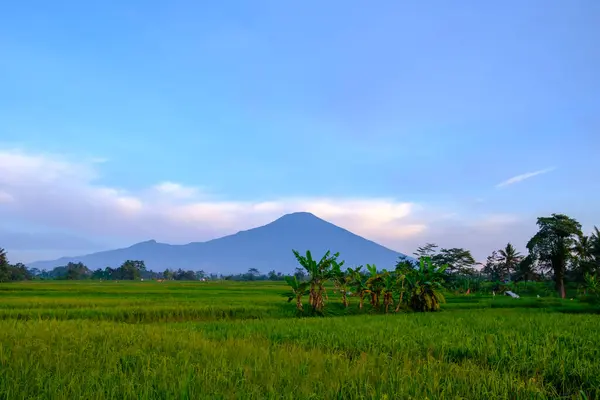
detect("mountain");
top-left (27, 212), bottom-right (410, 274)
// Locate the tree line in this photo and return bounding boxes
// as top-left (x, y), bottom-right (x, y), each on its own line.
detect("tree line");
top-left (0, 255), bottom-right (212, 282)
top-left (2, 213), bottom-right (599, 298)
top-left (285, 214), bottom-right (600, 314)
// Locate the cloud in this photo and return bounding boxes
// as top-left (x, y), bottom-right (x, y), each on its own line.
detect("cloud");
top-left (0, 148), bottom-right (428, 247)
top-left (495, 167), bottom-right (555, 188)
top-left (0, 148), bottom-right (535, 263)
top-left (153, 182), bottom-right (199, 199)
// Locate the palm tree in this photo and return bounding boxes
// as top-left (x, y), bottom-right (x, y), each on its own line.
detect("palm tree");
top-left (572, 234), bottom-right (595, 278)
top-left (0, 248), bottom-right (7, 266)
top-left (497, 243), bottom-right (523, 281)
top-left (590, 226), bottom-right (600, 273)
top-left (284, 275), bottom-right (308, 311)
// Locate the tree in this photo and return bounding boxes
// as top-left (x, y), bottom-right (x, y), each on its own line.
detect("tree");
top-left (482, 251), bottom-right (502, 281)
top-left (163, 269), bottom-right (174, 280)
top-left (292, 249), bottom-right (340, 313)
top-left (380, 271), bottom-right (396, 313)
top-left (331, 262), bottom-right (352, 307)
top-left (365, 264), bottom-right (384, 308)
top-left (11, 263), bottom-right (31, 281)
top-left (284, 275), bottom-right (308, 311)
top-left (0, 249), bottom-right (32, 282)
top-left (497, 243), bottom-right (523, 281)
top-left (293, 267), bottom-right (306, 281)
top-left (195, 270), bottom-right (206, 280)
top-left (119, 260), bottom-right (146, 280)
top-left (573, 233), bottom-right (597, 279)
top-left (413, 243), bottom-right (439, 259)
top-left (247, 268), bottom-right (260, 281)
top-left (591, 227), bottom-right (600, 263)
top-left (173, 269), bottom-right (197, 280)
top-left (0, 248), bottom-right (11, 283)
top-left (350, 266), bottom-right (370, 309)
top-left (404, 257), bottom-right (448, 312)
top-left (65, 262), bottom-right (90, 280)
top-left (0, 248), bottom-right (7, 266)
top-left (433, 248), bottom-right (476, 274)
top-left (513, 255), bottom-right (539, 283)
top-left (526, 214), bottom-right (582, 298)
top-left (395, 255), bottom-right (417, 272)
top-left (267, 270), bottom-right (278, 280)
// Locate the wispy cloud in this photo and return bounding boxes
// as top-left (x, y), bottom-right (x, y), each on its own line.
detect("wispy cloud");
top-left (495, 167), bottom-right (555, 188)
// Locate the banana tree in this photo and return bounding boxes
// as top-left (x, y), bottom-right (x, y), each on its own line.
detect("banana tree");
top-left (583, 272), bottom-right (600, 297)
top-left (292, 249), bottom-right (340, 313)
top-left (332, 262), bottom-right (351, 307)
top-left (404, 257), bottom-right (448, 312)
top-left (380, 270), bottom-right (396, 313)
top-left (284, 275), bottom-right (308, 311)
top-left (350, 266), bottom-right (370, 309)
top-left (394, 272), bottom-right (407, 312)
top-left (366, 264), bottom-right (384, 309)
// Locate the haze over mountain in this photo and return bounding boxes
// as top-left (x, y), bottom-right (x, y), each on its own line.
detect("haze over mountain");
top-left (27, 212), bottom-right (408, 274)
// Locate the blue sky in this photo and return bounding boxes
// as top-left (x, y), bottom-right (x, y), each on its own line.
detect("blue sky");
top-left (1, 0), bottom-right (599, 263)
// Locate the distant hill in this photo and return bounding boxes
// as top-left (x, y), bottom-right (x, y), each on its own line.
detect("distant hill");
top-left (27, 212), bottom-right (410, 274)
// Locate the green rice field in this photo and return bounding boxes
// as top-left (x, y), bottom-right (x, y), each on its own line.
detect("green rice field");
top-left (1, 281), bottom-right (599, 399)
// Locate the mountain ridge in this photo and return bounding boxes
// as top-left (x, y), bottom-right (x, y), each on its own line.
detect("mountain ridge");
top-left (27, 212), bottom-right (409, 274)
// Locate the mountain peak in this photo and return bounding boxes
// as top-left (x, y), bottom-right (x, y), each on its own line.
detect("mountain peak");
top-left (275, 211), bottom-right (321, 221)
top-left (28, 213), bottom-right (408, 273)
top-left (129, 239), bottom-right (158, 247)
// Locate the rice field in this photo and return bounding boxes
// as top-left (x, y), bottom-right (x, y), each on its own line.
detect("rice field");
top-left (1, 281), bottom-right (599, 399)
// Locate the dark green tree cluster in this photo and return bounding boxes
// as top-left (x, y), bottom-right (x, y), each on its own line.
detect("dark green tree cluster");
top-left (86, 260), bottom-right (146, 280)
top-left (0, 248), bottom-right (31, 283)
top-left (222, 269), bottom-right (286, 281)
top-left (482, 214), bottom-right (600, 298)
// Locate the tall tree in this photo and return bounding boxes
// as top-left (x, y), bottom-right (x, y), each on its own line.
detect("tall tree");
top-left (433, 248), bottom-right (476, 274)
top-left (526, 214), bottom-right (582, 298)
top-left (119, 260), bottom-right (146, 280)
top-left (0, 248), bottom-right (8, 266)
top-left (513, 255), bottom-right (539, 283)
top-left (247, 268), bottom-right (260, 280)
top-left (413, 243), bottom-right (439, 259)
top-left (482, 250), bottom-right (502, 281)
top-left (497, 243), bottom-right (523, 281)
top-left (65, 262), bottom-right (90, 280)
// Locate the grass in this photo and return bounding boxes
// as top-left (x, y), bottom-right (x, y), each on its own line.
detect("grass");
top-left (0, 281), bottom-right (599, 399)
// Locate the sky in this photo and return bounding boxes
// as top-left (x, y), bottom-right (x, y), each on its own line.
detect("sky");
top-left (1, 0), bottom-right (599, 264)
